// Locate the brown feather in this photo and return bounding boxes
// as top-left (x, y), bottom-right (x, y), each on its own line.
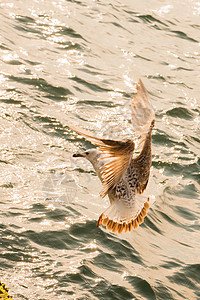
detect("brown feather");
top-left (128, 222), bottom-right (133, 232)
top-left (97, 213), bottom-right (103, 227)
top-left (118, 224), bottom-right (123, 234)
top-left (103, 217), bottom-right (109, 226)
top-left (141, 208), bottom-right (147, 217)
top-left (137, 214), bottom-right (144, 224)
top-left (132, 219), bottom-right (139, 229)
top-left (68, 125), bottom-right (135, 198)
top-left (112, 222), bottom-right (118, 233)
top-left (107, 220), bottom-right (113, 230)
top-left (144, 201), bottom-right (150, 209)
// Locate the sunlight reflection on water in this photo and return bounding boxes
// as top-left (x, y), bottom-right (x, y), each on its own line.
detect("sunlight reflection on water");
top-left (0, 0), bottom-right (199, 299)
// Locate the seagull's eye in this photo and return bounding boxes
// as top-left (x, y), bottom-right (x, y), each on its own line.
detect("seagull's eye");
top-left (85, 151), bottom-right (89, 155)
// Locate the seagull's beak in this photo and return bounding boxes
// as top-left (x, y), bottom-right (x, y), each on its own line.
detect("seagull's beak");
top-left (73, 152), bottom-right (85, 158)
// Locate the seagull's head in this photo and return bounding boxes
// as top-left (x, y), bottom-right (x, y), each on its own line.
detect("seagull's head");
top-left (73, 149), bottom-right (100, 163)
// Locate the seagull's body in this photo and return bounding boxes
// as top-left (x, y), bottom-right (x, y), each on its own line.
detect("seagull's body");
top-left (70, 79), bottom-right (155, 234)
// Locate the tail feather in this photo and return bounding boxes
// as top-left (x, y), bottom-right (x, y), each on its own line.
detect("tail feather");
top-left (97, 197), bottom-right (151, 234)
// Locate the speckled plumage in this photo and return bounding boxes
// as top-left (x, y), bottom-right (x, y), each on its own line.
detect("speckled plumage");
top-left (70, 79), bottom-right (155, 234)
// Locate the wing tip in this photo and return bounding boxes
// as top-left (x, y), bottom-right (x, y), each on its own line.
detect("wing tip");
top-left (136, 78), bottom-right (148, 96)
top-left (138, 78), bottom-right (143, 87)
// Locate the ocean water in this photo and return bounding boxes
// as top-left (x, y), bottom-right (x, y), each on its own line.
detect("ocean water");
top-left (0, 0), bottom-right (199, 299)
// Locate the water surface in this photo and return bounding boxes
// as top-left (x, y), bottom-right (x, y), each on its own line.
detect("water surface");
top-left (0, 0), bottom-right (199, 299)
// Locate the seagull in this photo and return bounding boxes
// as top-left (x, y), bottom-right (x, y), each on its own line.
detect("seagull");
top-left (69, 79), bottom-right (155, 234)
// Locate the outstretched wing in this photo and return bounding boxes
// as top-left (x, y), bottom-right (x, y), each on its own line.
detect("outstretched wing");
top-left (69, 125), bottom-right (135, 198)
top-left (131, 79), bottom-right (155, 148)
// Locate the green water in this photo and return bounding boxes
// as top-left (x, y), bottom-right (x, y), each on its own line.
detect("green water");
top-left (0, 0), bottom-right (199, 299)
